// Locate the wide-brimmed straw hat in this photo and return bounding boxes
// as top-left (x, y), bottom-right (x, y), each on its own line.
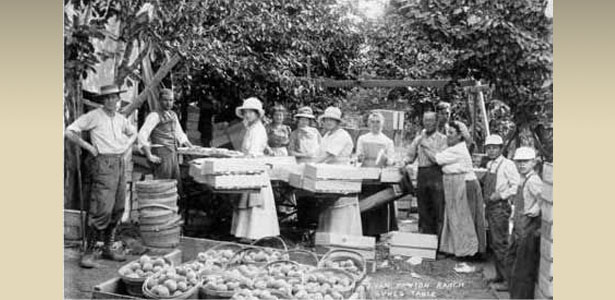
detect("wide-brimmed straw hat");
top-left (235, 97), bottom-right (265, 118)
top-left (318, 107), bottom-right (342, 122)
top-left (294, 106), bottom-right (316, 119)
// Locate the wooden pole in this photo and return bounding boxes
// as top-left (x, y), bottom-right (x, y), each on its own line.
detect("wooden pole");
top-left (121, 54), bottom-right (181, 116)
top-left (476, 81), bottom-right (490, 137)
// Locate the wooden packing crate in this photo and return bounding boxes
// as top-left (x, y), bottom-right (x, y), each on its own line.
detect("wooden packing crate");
top-left (190, 157), bottom-right (266, 175)
top-left (541, 220), bottom-right (553, 242)
top-left (304, 163), bottom-right (365, 181)
top-left (359, 186), bottom-right (403, 212)
top-left (302, 177), bottom-right (362, 194)
top-left (542, 163), bottom-right (553, 185)
top-left (356, 167), bottom-right (381, 180)
top-left (541, 184), bottom-right (553, 203)
top-left (64, 209), bottom-right (85, 240)
top-left (539, 256), bottom-right (553, 281)
top-left (92, 250), bottom-right (183, 299)
top-left (289, 172), bottom-right (304, 189)
top-left (249, 156), bottom-right (297, 167)
top-left (541, 199), bottom-right (553, 224)
top-left (538, 271), bottom-right (553, 298)
top-left (380, 167), bottom-right (403, 183)
top-left (192, 173), bottom-right (269, 190)
top-left (315, 232), bottom-right (376, 260)
top-left (388, 231), bottom-right (438, 260)
top-left (540, 237), bottom-right (553, 262)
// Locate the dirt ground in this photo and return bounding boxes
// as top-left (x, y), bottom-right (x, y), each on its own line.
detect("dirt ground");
top-left (64, 215), bottom-right (504, 299)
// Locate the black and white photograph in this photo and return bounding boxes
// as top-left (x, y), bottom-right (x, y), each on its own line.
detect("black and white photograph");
top-left (63, 0), bottom-right (554, 299)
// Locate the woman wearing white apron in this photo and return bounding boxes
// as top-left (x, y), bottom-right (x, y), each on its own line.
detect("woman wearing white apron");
top-left (230, 97), bottom-right (280, 240)
top-left (314, 107), bottom-right (362, 236)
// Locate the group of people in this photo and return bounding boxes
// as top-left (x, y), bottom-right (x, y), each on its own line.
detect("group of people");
top-left (230, 97), bottom-right (399, 241)
top-left (407, 110), bottom-right (544, 298)
top-left (66, 85), bottom-right (544, 298)
top-left (65, 85), bottom-right (193, 269)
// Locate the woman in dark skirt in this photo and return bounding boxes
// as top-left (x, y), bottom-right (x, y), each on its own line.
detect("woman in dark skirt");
top-left (357, 112), bottom-right (398, 239)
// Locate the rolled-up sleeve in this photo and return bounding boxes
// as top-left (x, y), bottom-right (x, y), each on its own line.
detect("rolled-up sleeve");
top-left (435, 147), bottom-right (460, 165)
top-left (406, 135), bottom-right (420, 162)
top-left (66, 110), bottom-right (96, 133)
top-left (137, 113), bottom-right (160, 149)
top-left (356, 136), bottom-right (366, 158)
top-left (499, 161), bottom-right (521, 200)
top-left (525, 176), bottom-right (543, 216)
top-left (173, 117), bottom-right (189, 145)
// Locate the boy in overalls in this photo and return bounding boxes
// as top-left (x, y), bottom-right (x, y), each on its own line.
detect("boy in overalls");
top-left (482, 135), bottom-right (520, 290)
top-left (508, 147), bottom-right (543, 299)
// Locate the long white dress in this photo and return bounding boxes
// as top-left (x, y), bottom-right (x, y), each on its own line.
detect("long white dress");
top-left (230, 120), bottom-right (280, 239)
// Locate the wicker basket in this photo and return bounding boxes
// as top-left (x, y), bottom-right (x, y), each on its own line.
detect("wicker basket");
top-left (228, 246), bottom-right (287, 268)
top-left (284, 249), bottom-right (319, 267)
top-left (118, 257), bottom-right (173, 297)
top-left (264, 260), bottom-right (309, 282)
top-left (199, 272), bottom-right (250, 299)
top-left (306, 268), bottom-right (356, 299)
top-left (136, 179), bottom-right (178, 194)
top-left (141, 272), bottom-right (201, 299)
top-left (318, 249), bottom-right (367, 282)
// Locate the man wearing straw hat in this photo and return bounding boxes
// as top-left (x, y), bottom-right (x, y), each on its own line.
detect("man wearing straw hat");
top-left (137, 88), bottom-right (193, 182)
top-left (65, 84), bottom-right (137, 268)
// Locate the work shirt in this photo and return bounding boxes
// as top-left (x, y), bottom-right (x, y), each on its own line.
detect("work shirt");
top-left (66, 108), bottom-right (136, 155)
top-left (486, 155), bottom-right (521, 200)
top-left (137, 110), bottom-right (189, 150)
top-left (407, 131), bottom-right (447, 167)
top-left (434, 141), bottom-right (477, 180)
top-left (319, 128), bottom-right (354, 165)
top-left (518, 171), bottom-right (543, 217)
top-left (356, 132), bottom-right (395, 167)
top-left (288, 126), bottom-right (321, 158)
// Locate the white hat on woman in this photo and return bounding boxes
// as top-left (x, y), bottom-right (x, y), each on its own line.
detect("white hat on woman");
top-left (513, 147), bottom-right (536, 160)
top-left (294, 106), bottom-right (316, 119)
top-left (318, 107), bottom-right (343, 122)
top-left (235, 97), bottom-right (265, 118)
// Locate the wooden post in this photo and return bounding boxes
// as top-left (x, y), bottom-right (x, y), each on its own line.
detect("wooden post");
top-left (476, 81), bottom-right (490, 137)
top-left (121, 54), bottom-right (181, 116)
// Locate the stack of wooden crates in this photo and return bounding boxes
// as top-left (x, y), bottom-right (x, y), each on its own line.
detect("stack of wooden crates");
top-left (536, 163), bottom-right (553, 299)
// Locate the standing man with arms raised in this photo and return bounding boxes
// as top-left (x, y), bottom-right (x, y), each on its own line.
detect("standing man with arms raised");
top-left (65, 84), bottom-right (137, 268)
top-left (405, 112), bottom-right (447, 236)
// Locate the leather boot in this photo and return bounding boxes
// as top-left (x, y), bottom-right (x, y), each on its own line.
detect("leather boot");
top-left (101, 226), bottom-right (126, 262)
top-left (80, 227), bottom-right (99, 268)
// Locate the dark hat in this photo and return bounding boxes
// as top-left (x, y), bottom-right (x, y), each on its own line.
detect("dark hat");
top-left (92, 84), bottom-right (127, 102)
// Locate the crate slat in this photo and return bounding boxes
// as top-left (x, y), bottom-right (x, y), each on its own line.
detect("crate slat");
top-left (302, 177), bottom-right (362, 194)
top-left (304, 164), bottom-right (365, 180)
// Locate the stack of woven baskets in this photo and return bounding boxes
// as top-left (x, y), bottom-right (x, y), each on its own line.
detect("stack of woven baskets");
top-left (135, 179), bottom-right (182, 250)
